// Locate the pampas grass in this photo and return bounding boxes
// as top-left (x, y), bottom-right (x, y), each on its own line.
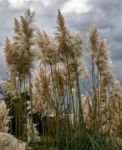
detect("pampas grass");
top-left (36, 30), bottom-right (59, 65)
top-left (32, 64), bottom-right (56, 115)
top-left (56, 10), bottom-right (88, 79)
top-left (1, 9), bottom-right (122, 150)
top-left (4, 9), bottom-right (36, 142)
top-left (4, 9), bottom-right (35, 80)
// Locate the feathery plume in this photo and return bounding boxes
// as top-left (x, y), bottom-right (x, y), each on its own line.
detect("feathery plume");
top-left (36, 30), bottom-right (59, 65)
top-left (89, 26), bottom-right (114, 85)
top-left (110, 80), bottom-right (122, 137)
top-left (4, 37), bottom-right (16, 72)
top-left (0, 101), bottom-right (10, 133)
top-left (26, 117), bottom-right (39, 142)
top-left (51, 66), bottom-right (66, 97)
top-left (4, 9), bottom-right (35, 78)
top-left (32, 65), bottom-right (55, 115)
top-left (80, 95), bottom-right (92, 124)
top-left (56, 10), bottom-right (88, 79)
top-left (56, 9), bottom-right (71, 57)
top-left (89, 25), bottom-right (100, 60)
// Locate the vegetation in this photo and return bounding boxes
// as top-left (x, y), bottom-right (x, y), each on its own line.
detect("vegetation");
top-left (0, 9), bottom-right (121, 150)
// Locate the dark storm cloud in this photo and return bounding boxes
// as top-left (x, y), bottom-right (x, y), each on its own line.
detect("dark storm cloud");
top-left (0, 0), bottom-right (122, 81)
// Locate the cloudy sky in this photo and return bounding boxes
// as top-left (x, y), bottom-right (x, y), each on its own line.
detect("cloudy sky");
top-left (0, 0), bottom-right (122, 82)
